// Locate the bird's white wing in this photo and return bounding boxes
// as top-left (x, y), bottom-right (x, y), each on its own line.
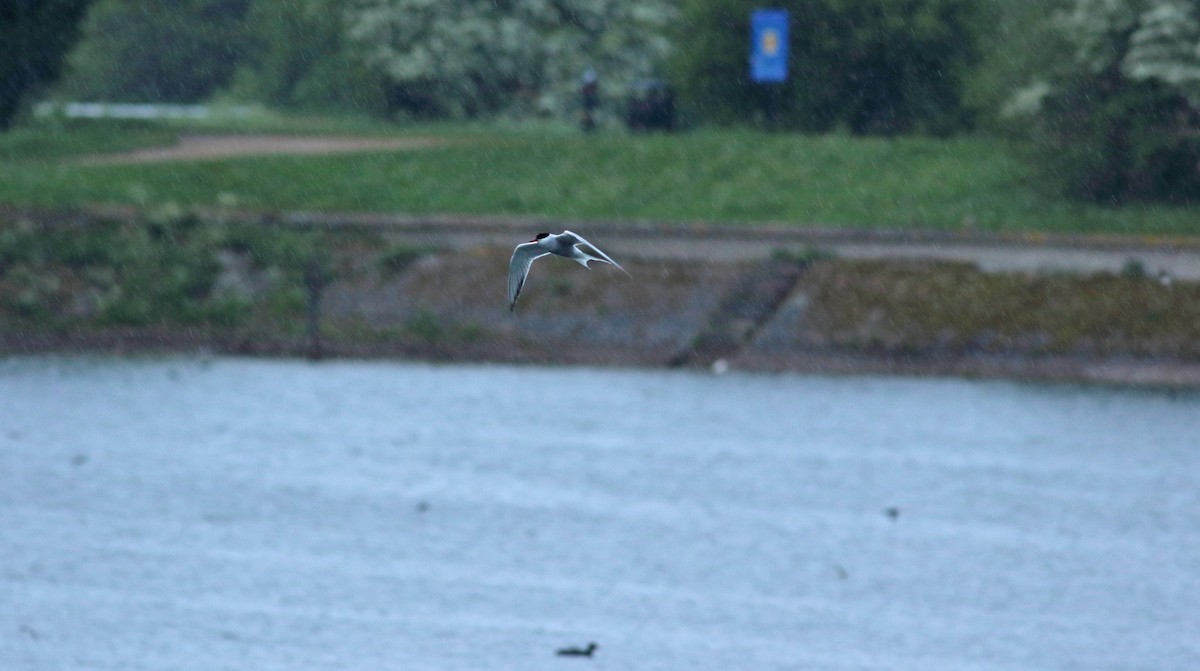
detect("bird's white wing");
top-left (560, 230), bottom-right (630, 275)
top-left (508, 242), bottom-right (550, 311)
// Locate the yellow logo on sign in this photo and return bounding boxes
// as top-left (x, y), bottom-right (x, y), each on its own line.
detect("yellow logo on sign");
top-left (762, 29), bottom-right (779, 56)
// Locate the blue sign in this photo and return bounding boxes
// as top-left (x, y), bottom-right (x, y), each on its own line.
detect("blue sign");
top-left (750, 10), bottom-right (789, 83)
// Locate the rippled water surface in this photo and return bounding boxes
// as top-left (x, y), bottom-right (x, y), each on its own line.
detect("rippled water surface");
top-left (2, 356), bottom-right (1198, 671)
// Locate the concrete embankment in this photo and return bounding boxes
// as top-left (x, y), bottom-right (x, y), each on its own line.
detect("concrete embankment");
top-left (3, 206), bottom-right (1200, 387)
top-left (316, 248), bottom-right (1200, 386)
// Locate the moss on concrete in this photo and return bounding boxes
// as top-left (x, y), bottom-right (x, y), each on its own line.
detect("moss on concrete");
top-left (791, 259), bottom-right (1200, 358)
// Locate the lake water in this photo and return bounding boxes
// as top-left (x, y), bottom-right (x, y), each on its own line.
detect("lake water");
top-left (2, 356), bottom-right (1198, 671)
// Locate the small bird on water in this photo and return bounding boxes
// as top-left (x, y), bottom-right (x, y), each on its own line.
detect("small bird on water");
top-left (508, 230), bottom-right (628, 311)
top-left (556, 642), bottom-right (598, 658)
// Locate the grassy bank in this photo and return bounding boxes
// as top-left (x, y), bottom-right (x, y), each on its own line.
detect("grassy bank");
top-left (4, 213), bottom-right (1199, 378)
top-left (0, 211), bottom-right (323, 335)
top-left (0, 120), bottom-right (178, 162)
top-left (0, 117), bottom-right (1197, 236)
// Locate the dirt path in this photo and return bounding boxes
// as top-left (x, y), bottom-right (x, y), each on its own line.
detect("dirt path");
top-left (76, 133), bottom-right (451, 165)
top-left (17, 200), bottom-right (1197, 280)
top-left (263, 210), bottom-right (1200, 281)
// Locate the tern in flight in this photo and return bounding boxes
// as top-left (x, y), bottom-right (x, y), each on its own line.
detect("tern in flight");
top-left (507, 230), bottom-right (629, 311)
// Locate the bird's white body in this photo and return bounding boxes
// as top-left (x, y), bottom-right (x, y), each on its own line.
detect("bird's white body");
top-left (508, 230), bottom-right (628, 311)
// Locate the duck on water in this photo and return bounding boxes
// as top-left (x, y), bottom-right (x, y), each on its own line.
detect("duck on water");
top-left (555, 642), bottom-right (598, 657)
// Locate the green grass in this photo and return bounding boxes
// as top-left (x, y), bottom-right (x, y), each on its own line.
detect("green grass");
top-left (0, 119), bottom-right (178, 162)
top-left (0, 117), bottom-right (1197, 236)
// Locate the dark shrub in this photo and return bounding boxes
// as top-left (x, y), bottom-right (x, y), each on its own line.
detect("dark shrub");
top-left (1034, 69), bottom-right (1200, 204)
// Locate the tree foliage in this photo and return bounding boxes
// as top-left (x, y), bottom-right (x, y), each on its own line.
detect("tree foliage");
top-left (1034, 0), bottom-right (1200, 203)
top-left (965, 0), bottom-right (1073, 130)
top-left (56, 0), bottom-right (251, 103)
top-left (229, 0), bottom-right (387, 114)
top-left (0, 0), bottom-right (92, 130)
top-left (346, 0), bottom-right (676, 119)
top-left (672, 0), bottom-right (984, 135)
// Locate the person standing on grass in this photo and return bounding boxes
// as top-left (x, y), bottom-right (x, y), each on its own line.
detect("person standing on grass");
top-left (580, 68), bottom-right (598, 132)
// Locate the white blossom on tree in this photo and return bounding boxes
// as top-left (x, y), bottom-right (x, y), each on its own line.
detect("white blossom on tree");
top-left (1126, 1), bottom-right (1200, 100)
top-left (346, 0), bottom-right (675, 119)
top-left (1062, 0), bottom-right (1200, 103)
